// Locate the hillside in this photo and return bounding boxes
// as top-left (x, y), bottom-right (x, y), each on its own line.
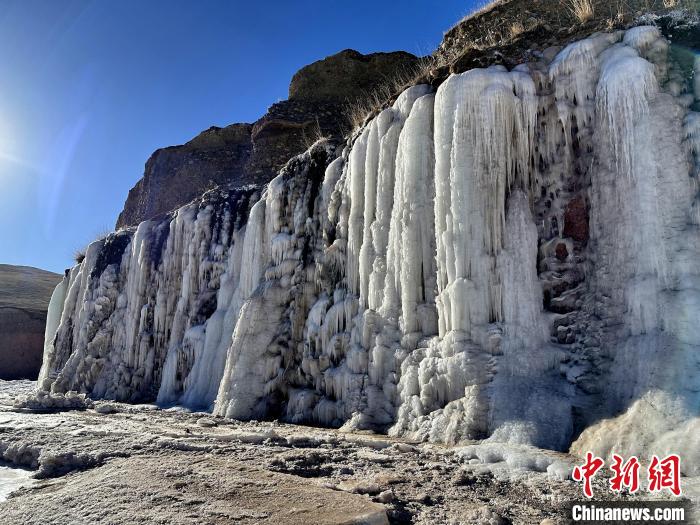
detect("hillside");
top-left (0, 265), bottom-right (61, 379)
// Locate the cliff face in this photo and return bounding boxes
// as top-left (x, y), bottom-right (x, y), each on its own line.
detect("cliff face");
top-left (40, 22), bottom-right (700, 473)
top-left (0, 265), bottom-right (61, 380)
top-left (116, 49), bottom-right (418, 229)
top-left (116, 124), bottom-right (254, 230)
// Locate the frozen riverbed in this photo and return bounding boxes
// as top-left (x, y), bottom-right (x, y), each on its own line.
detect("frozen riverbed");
top-left (0, 465), bottom-right (33, 502)
top-left (0, 380), bottom-right (36, 405)
top-left (0, 380), bottom-right (695, 524)
top-left (0, 380), bottom-right (584, 524)
top-left (0, 382), bottom-right (37, 502)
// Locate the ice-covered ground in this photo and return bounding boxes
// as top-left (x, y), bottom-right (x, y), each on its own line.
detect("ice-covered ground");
top-left (0, 380), bottom-right (36, 404)
top-left (0, 465), bottom-right (33, 503)
top-left (0, 380), bottom-right (695, 524)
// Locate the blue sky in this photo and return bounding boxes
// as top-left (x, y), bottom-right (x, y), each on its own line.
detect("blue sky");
top-left (0, 0), bottom-right (478, 273)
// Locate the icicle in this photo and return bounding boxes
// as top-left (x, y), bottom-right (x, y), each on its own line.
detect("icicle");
top-left (596, 44), bottom-right (658, 179)
top-left (37, 277), bottom-right (69, 388)
top-left (386, 93), bottom-right (437, 337)
top-left (434, 66), bottom-right (536, 337)
top-left (345, 129), bottom-right (369, 296)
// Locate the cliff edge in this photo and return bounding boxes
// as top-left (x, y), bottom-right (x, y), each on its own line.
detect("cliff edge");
top-left (116, 49), bottom-right (418, 229)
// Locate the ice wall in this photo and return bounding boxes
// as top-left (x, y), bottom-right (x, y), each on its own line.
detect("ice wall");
top-left (41, 26), bottom-right (700, 464)
top-left (39, 187), bottom-right (260, 405)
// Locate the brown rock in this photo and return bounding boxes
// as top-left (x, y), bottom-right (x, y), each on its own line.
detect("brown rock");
top-left (337, 479), bottom-right (381, 495)
top-left (376, 490), bottom-right (394, 503)
top-left (563, 195), bottom-right (589, 243)
top-left (555, 242), bottom-right (569, 261)
top-left (288, 49), bottom-right (418, 103)
top-left (0, 264), bottom-right (62, 379)
top-left (116, 49), bottom-right (418, 229)
top-left (116, 124), bottom-right (254, 229)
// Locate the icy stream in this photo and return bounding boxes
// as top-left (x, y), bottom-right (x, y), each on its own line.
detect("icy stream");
top-left (36, 26), bottom-right (700, 470)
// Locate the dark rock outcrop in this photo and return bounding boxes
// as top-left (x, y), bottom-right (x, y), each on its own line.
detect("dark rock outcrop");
top-left (563, 195), bottom-right (589, 244)
top-left (117, 124), bottom-right (253, 230)
top-left (116, 49), bottom-right (418, 229)
top-left (288, 49), bottom-right (418, 102)
top-left (0, 264), bottom-right (61, 380)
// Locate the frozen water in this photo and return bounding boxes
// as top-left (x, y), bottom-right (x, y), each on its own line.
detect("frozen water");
top-left (0, 465), bottom-right (33, 502)
top-left (38, 26), bottom-right (700, 467)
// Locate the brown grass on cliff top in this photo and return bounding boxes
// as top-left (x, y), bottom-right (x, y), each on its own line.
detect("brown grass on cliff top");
top-left (568, 0), bottom-right (595, 23)
top-left (449, 0), bottom-right (695, 31)
top-left (343, 55), bottom-right (437, 131)
top-left (441, 0), bottom-right (697, 59)
top-left (72, 228), bottom-right (113, 264)
top-left (343, 0), bottom-right (698, 133)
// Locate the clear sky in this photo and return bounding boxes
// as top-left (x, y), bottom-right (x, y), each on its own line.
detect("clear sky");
top-left (0, 0), bottom-right (479, 273)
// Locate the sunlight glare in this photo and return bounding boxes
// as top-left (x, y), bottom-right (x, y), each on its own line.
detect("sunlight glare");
top-left (0, 116), bottom-right (38, 174)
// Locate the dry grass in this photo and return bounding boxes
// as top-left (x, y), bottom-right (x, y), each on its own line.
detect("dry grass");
top-left (604, 2), bottom-right (627, 30)
top-left (301, 118), bottom-right (330, 150)
top-left (343, 54), bottom-right (438, 132)
top-left (442, 0), bottom-right (512, 56)
top-left (509, 21), bottom-right (526, 38)
top-left (568, 0), bottom-right (595, 23)
top-left (344, 91), bottom-right (385, 132)
top-left (73, 229), bottom-right (112, 265)
top-left (448, 0), bottom-right (506, 32)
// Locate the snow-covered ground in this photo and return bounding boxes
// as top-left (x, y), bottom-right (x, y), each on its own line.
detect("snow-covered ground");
top-left (0, 380), bottom-right (36, 404)
top-left (0, 380), bottom-right (695, 524)
top-left (0, 380), bottom-right (576, 523)
top-left (0, 465), bottom-right (33, 503)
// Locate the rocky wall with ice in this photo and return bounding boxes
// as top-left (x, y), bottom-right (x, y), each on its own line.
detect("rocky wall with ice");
top-left (39, 186), bottom-right (260, 405)
top-left (41, 26), bottom-right (700, 466)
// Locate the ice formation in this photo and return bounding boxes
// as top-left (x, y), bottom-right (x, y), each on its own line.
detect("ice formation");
top-left (40, 26), bottom-right (700, 465)
top-left (39, 186), bottom-right (260, 406)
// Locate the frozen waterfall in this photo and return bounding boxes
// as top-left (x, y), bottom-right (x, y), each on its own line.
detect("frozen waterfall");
top-left (40, 25), bottom-right (700, 468)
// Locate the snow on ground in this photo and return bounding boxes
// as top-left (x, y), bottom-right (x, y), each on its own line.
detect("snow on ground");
top-left (0, 465), bottom-right (33, 503)
top-left (0, 380), bottom-right (695, 524)
top-left (0, 380), bottom-right (36, 404)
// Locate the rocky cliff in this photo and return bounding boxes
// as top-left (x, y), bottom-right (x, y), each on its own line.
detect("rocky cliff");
top-left (40, 2), bottom-right (700, 474)
top-left (116, 49), bottom-right (418, 229)
top-left (0, 265), bottom-right (61, 380)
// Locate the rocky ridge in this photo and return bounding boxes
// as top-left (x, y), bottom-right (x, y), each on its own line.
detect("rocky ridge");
top-left (116, 49), bottom-right (418, 229)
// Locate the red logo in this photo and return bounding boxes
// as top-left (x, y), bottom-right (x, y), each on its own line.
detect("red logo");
top-left (648, 454), bottom-right (682, 497)
top-left (573, 452), bottom-right (605, 498)
top-left (609, 454), bottom-right (640, 494)
top-left (573, 453), bottom-right (682, 498)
